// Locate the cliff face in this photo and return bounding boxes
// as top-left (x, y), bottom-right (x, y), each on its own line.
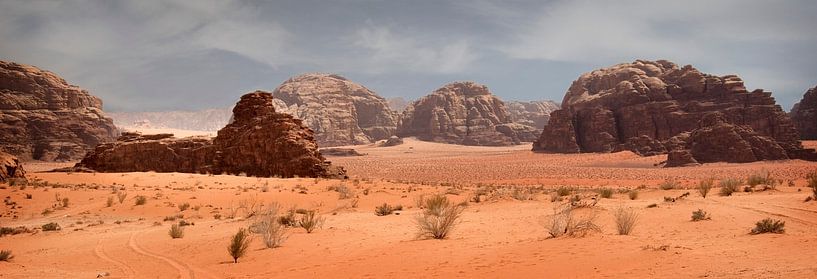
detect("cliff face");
top-left (791, 86), bottom-right (817, 140)
top-left (397, 82), bottom-right (537, 146)
top-left (272, 73), bottom-right (398, 147)
top-left (0, 61), bottom-right (117, 161)
top-left (533, 59), bottom-right (812, 163)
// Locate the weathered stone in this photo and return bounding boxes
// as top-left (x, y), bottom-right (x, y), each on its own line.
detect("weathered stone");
top-left (382, 136), bottom-right (404, 147)
top-left (791, 85), bottom-right (817, 140)
top-left (271, 73), bottom-right (398, 147)
top-left (0, 61), bottom-right (117, 161)
top-left (0, 151), bottom-right (26, 182)
top-left (506, 100), bottom-right (559, 133)
top-left (398, 81), bottom-right (536, 145)
top-left (533, 59), bottom-right (814, 163)
top-left (320, 148), bottom-right (365, 157)
top-left (76, 92), bottom-right (346, 178)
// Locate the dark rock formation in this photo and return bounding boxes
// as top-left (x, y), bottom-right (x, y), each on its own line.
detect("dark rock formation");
top-left (382, 136), bottom-right (404, 147)
top-left (319, 148), bottom-right (365, 157)
top-left (791, 86), bottom-right (817, 140)
top-left (76, 92), bottom-right (346, 178)
top-left (271, 73), bottom-right (398, 147)
top-left (533, 59), bottom-right (813, 163)
top-left (397, 82), bottom-right (536, 145)
top-left (665, 113), bottom-right (789, 167)
top-left (0, 151), bottom-right (26, 182)
top-left (0, 61), bottom-right (117, 161)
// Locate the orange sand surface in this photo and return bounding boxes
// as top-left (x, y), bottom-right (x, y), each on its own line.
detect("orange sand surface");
top-left (1, 138), bottom-right (816, 278)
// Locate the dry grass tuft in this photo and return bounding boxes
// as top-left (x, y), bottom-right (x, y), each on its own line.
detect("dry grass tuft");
top-left (546, 204), bottom-right (601, 238)
top-left (415, 194), bottom-right (465, 239)
top-left (168, 224), bottom-right (184, 239)
top-left (750, 218), bottom-right (785, 235)
top-left (719, 178), bottom-right (741, 196)
top-left (614, 206), bottom-right (638, 235)
top-left (697, 178), bottom-right (713, 198)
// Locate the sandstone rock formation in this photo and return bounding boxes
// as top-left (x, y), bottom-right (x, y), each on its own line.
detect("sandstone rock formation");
top-left (76, 92), bottom-right (346, 178)
top-left (506, 100), bottom-right (560, 132)
top-left (664, 113), bottom-right (789, 167)
top-left (533, 59), bottom-right (814, 163)
top-left (108, 108), bottom-right (231, 132)
top-left (382, 136), bottom-right (404, 147)
top-left (271, 73), bottom-right (398, 147)
top-left (791, 86), bottom-right (817, 140)
top-left (0, 151), bottom-right (26, 182)
top-left (397, 82), bottom-right (537, 145)
top-left (387, 97), bottom-right (411, 113)
top-left (0, 61), bottom-right (117, 161)
top-left (319, 148), bottom-right (365, 157)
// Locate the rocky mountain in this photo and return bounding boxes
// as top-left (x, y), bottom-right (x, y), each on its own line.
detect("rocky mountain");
top-left (0, 151), bottom-right (26, 182)
top-left (0, 61), bottom-right (117, 161)
top-left (533, 59), bottom-right (814, 164)
top-left (108, 108), bottom-right (231, 131)
top-left (397, 81), bottom-right (538, 146)
top-left (791, 85), bottom-right (817, 140)
top-left (271, 73), bottom-right (398, 147)
top-left (76, 91), bottom-right (346, 178)
top-left (506, 100), bottom-right (560, 132)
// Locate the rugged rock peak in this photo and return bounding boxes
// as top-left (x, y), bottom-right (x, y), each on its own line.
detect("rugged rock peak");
top-left (791, 85), bottom-right (817, 140)
top-left (506, 100), bottom-right (560, 131)
top-left (0, 151), bottom-right (26, 182)
top-left (533, 59), bottom-right (813, 164)
top-left (397, 81), bottom-right (537, 146)
top-left (272, 73), bottom-right (398, 147)
top-left (76, 92), bottom-right (347, 179)
top-left (0, 60), bottom-right (117, 161)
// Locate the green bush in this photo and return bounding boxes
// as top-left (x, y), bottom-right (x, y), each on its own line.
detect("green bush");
top-left (227, 228), bottom-right (252, 263)
top-left (750, 218), bottom-right (785, 235)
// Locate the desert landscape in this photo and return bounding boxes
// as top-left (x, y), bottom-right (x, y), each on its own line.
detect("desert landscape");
top-left (3, 1), bottom-right (817, 278)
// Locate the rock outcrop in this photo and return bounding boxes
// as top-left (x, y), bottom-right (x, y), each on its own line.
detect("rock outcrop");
top-left (0, 151), bottom-right (26, 182)
top-left (76, 92), bottom-right (346, 178)
top-left (533, 59), bottom-right (814, 163)
top-left (271, 73), bottom-right (398, 147)
top-left (664, 113), bottom-right (789, 167)
top-left (506, 100), bottom-right (560, 132)
top-left (0, 61), bottom-right (117, 161)
top-left (397, 82), bottom-right (536, 145)
top-left (382, 136), bottom-right (404, 147)
top-left (791, 86), bottom-right (817, 140)
top-left (108, 108), bottom-right (232, 132)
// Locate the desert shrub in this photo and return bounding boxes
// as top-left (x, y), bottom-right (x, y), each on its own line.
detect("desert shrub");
top-left (106, 196), bottom-right (114, 207)
top-left (298, 210), bottom-right (324, 233)
top-left (0, 226), bottom-right (30, 237)
top-left (555, 186), bottom-right (572, 197)
top-left (646, 203), bottom-right (658, 208)
top-left (249, 206), bottom-right (288, 248)
top-left (750, 218), bottom-right (785, 235)
top-left (169, 224), bottom-right (184, 239)
top-left (0, 250), bottom-right (12, 262)
top-left (335, 184), bottom-right (355, 200)
top-left (277, 209), bottom-right (298, 227)
top-left (747, 172), bottom-right (774, 188)
top-left (691, 209), bottom-right (711, 221)
top-left (659, 178), bottom-right (679, 190)
top-left (511, 187), bottom-right (534, 201)
top-left (614, 207), bottom-right (638, 235)
top-left (628, 190), bottom-right (638, 200)
top-left (807, 172), bottom-right (817, 200)
top-left (415, 194), bottom-right (465, 239)
top-left (549, 192), bottom-right (560, 202)
top-left (546, 204), bottom-right (601, 238)
top-left (117, 192), bottom-right (128, 204)
top-left (134, 195), bottom-right (147, 205)
top-left (178, 203), bottom-right (190, 211)
top-left (598, 188), bottom-right (613, 199)
top-left (25, 193), bottom-right (32, 199)
top-left (719, 178), bottom-right (741, 196)
top-left (61, 197), bottom-right (69, 208)
top-left (227, 228), bottom-right (252, 263)
top-left (697, 178), bottom-right (714, 198)
top-left (41, 222), bottom-right (60, 231)
top-left (375, 203), bottom-right (394, 216)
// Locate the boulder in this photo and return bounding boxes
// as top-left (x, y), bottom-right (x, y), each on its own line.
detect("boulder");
top-left (791, 86), bottom-right (817, 140)
top-left (533, 59), bottom-right (814, 163)
top-left (271, 73), bottom-right (398, 147)
top-left (76, 91), bottom-right (346, 178)
top-left (397, 81), bottom-right (536, 145)
top-left (0, 151), bottom-right (26, 182)
top-left (0, 61), bottom-right (117, 161)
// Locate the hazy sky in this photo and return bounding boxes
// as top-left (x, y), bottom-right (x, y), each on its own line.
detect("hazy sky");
top-left (1, 0), bottom-right (816, 112)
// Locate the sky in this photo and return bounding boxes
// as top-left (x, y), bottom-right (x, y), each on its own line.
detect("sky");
top-left (1, 0), bottom-right (816, 112)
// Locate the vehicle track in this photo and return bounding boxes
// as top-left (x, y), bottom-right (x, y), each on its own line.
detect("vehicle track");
top-left (94, 235), bottom-right (136, 279)
top-left (128, 231), bottom-right (196, 279)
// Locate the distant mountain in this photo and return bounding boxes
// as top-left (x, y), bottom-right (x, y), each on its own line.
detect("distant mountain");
top-left (109, 108), bottom-right (232, 131)
top-left (387, 97), bottom-right (411, 113)
top-left (505, 100), bottom-right (560, 130)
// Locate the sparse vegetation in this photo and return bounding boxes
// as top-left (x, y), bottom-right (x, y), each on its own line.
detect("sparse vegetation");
top-left (747, 171), bottom-right (776, 190)
top-left (41, 222), bottom-right (60, 231)
top-left (249, 205), bottom-right (288, 248)
top-left (719, 178), bottom-right (741, 196)
top-left (298, 210), bottom-right (324, 233)
top-left (659, 178), bottom-right (679, 190)
top-left (613, 206), bottom-right (638, 235)
top-left (691, 209), bottom-right (711, 221)
top-left (697, 178), bottom-right (713, 198)
top-left (334, 184), bottom-right (355, 200)
top-left (546, 204), bottom-right (601, 238)
top-left (375, 203), bottom-right (395, 216)
top-left (807, 172), bottom-right (817, 200)
top-left (750, 218), bottom-right (785, 235)
top-left (178, 202), bottom-right (190, 211)
top-left (415, 194), bottom-right (465, 239)
top-left (117, 191), bottom-right (128, 204)
top-left (169, 224), bottom-right (184, 239)
top-left (0, 250), bottom-right (12, 262)
top-left (628, 190), bottom-right (638, 200)
top-left (646, 203), bottom-right (658, 208)
top-left (134, 195), bottom-right (147, 205)
top-left (106, 196), bottom-right (114, 207)
top-left (598, 188), bottom-right (613, 199)
top-left (227, 228), bottom-right (252, 263)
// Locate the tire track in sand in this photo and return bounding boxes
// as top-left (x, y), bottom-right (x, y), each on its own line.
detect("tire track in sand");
top-left (128, 231), bottom-right (196, 279)
top-left (94, 236), bottom-right (136, 278)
